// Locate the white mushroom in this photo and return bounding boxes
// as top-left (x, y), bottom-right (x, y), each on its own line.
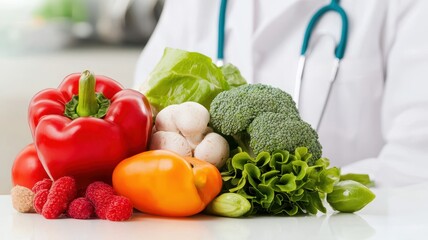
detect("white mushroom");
top-left (150, 131), bottom-right (192, 157)
top-left (186, 127), bottom-right (214, 149)
top-left (174, 102), bottom-right (210, 137)
top-left (194, 132), bottom-right (230, 168)
top-left (150, 102), bottom-right (228, 166)
top-left (155, 105), bottom-right (179, 132)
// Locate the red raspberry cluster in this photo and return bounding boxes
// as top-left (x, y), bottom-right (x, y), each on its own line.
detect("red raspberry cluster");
top-left (85, 182), bottom-right (133, 221)
top-left (32, 177), bottom-right (133, 221)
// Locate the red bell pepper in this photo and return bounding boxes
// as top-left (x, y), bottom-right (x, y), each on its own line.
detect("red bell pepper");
top-left (28, 70), bottom-right (152, 187)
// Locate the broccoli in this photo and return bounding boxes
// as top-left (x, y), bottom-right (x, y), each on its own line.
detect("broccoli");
top-left (209, 83), bottom-right (322, 160)
top-left (210, 84), bottom-right (300, 135)
top-left (248, 112), bottom-right (322, 161)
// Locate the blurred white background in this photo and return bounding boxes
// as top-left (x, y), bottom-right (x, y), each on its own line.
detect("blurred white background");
top-left (0, 0), bottom-right (163, 194)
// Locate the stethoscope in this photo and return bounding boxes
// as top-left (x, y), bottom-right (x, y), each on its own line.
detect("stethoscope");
top-left (217, 0), bottom-right (349, 131)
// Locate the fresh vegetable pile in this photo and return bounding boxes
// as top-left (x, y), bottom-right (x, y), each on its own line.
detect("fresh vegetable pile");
top-left (11, 48), bottom-right (375, 221)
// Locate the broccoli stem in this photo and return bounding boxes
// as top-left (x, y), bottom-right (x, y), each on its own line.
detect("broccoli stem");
top-left (231, 133), bottom-right (255, 158)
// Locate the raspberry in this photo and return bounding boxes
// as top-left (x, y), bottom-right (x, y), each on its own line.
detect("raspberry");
top-left (105, 196), bottom-right (133, 221)
top-left (33, 189), bottom-right (49, 214)
top-left (32, 178), bottom-right (53, 193)
top-left (85, 181), bottom-right (133, 221)
top-left (67, 197), bottom-right (94, 219)
top-left (86, 181), bottom-right (115, 219)
top-left (77, 187), bottom-right (87, 198)
top-left (42, 176), bottom-right (77, 219)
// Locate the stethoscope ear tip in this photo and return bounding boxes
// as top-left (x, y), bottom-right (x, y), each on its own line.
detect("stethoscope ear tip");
top-left (216, 59), bottom-right (224, 67)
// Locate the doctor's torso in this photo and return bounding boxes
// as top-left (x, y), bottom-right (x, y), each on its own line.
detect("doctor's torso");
top-left (136, 0), bottom-right (400, 167)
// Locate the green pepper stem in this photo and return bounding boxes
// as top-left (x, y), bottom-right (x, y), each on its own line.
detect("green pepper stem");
top-left (76, 70), bottom-right (99, 117)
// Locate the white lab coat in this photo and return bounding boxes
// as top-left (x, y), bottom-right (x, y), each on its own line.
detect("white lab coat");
top-left (134, 0), bottom-right (428, 188)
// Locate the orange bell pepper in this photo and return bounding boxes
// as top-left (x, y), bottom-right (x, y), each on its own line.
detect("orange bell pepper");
top-left (112, 150), bottom-right (222, 217)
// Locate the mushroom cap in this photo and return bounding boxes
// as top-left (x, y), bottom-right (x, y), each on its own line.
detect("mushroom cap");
top-left (174, 102), bottom-right (210, 137)
top-left (194, 132), bottom-right (229, 168)
top-left (185, 127), bottom-right (213, 149)
top-left (150, 131), bottom-right (192, 157)
top-left (155, 104), bottom-right (179, 132)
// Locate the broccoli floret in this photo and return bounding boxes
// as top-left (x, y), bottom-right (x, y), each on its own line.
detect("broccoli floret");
top-left (247, 112), bottom-right (322, 161)
top-left (210, 84), bottom-right (299, 135)
top-left (209, 83), bottom-right (322, 160)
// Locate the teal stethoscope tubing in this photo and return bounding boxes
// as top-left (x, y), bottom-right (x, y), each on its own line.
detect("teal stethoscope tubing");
top-left (296, 0), bottom-right (348, 130)
top-left (217, 0), bottom-right (349, 131)
top-left (217, 0), bottom-right (228, 66)
top-left (300, 0), bottom-right (348, 59)
top-left (217, 0), bottom-right (348, 60)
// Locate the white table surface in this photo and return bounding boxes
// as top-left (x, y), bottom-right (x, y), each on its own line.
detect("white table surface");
top-left (1, 183), bottom-right (428, 240)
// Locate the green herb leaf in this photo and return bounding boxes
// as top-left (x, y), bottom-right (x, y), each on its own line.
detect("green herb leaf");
top-left (261, 170), bottom-right (280, 183)
top-left (292, 160), bottom-right (308, 180)
top-left (276, 173), bottom-right (297, 192)
top-left (254, 151), bottom-right (271, 167)
top-left (257, 184), bottom-right (275, 209)
top-left (317, 167), bottom-right (341, 193)
top-left (232, 152), bottom-right (251, 171)
top-left (244, 163), bottom-right (261, 188)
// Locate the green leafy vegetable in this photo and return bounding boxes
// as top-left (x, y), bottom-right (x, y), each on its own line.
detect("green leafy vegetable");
top-left (221, 147), bottom-right (340, 216)
top-left (221, 147), bottom-right (376, 216)
top-left (141, 48), bottom-right (246, 113)
top-left (220, 63), bottom-right (247, 87)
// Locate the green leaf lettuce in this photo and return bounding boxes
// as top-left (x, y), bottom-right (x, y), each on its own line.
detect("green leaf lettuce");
top-left (140, 48), bottom-right (246, 112)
